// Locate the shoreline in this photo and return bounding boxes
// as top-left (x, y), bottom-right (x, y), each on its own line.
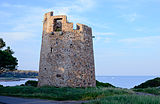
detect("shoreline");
top-left (0, 77), bottom-right (37, 82)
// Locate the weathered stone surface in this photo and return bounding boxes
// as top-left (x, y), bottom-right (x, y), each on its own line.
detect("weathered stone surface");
top-left (38, 11), bottom-right (96, 87)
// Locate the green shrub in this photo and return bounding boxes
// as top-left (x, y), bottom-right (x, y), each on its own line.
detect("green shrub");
top-left (134, 77), bottom-right (160, 88)
top-left (25, 80), bottom-right (38, 87)
top-left (96, 80), bottom-right (115, 88)
top-left (0, 85), bottom-right (3, 87)
top-left (20, 84), bottom-right (25, 86)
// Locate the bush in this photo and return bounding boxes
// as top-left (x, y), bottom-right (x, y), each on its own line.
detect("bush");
top-left (96, 80), bottom-right (115, 88)
top-left (134, 77), bottom-right (160, 88)
top-left (0, 85), bottom-right (3, 87)
top-left (20, 84), bottom-right (25, 86)
top-left (25, 80), bottom-right (38, 87)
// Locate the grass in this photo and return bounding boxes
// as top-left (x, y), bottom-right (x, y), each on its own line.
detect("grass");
top-left (0, 86), bottom-right (133, 101)
top-left (133, 87), bottom-right (160, 95)
top-left (87, 94), bottom-right (160, 104)
top-left (0, 86), bottom-right (160, 103)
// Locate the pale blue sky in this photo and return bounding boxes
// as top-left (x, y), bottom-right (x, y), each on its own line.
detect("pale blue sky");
top-left (0, 0), bottom-right (160, 76)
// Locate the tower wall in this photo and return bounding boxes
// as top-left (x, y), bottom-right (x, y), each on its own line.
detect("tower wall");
top-left (38, 11), bottom-right (96, 87)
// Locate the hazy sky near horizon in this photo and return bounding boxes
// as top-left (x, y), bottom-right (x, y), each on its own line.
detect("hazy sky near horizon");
top-left (0, 0), bottom-right (160, 76)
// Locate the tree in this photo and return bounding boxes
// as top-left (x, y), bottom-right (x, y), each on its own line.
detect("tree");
top-left (0, 38), bottom-right (5, 49)
top-left (4, 46), bottom-right (14, 54)
top-left (0, 38), bottom-right (18, 74)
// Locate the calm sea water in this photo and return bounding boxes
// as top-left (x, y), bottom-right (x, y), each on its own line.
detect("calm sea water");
top-left (96, 76), bottom-right (159, 89)
top-left (0, 78), bottom-right (38, 87)
top-left (0, 76), bottom-right (159, 89)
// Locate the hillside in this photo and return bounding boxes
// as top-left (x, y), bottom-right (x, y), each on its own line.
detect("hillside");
top-left (134, 77), bottom-right (160, 88)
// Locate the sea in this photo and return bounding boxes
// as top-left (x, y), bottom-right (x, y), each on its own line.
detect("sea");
top-left (96, 76), bottom-right (159, 89)
top-left (0, 76), bottom-right (159, 89)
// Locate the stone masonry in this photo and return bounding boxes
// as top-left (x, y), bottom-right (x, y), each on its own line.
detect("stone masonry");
top-left (38, 11), bottom-right (96, 87)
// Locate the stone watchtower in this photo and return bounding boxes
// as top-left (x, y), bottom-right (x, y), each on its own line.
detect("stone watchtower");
top-left (38, 11), bottom-right (96, 87)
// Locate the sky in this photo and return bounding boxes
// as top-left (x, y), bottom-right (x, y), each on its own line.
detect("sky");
top-left (0, 0), bottom-right (160, 76)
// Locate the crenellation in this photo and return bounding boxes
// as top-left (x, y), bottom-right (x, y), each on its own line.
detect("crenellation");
top-left (43, 12), bottom-right (90, 34)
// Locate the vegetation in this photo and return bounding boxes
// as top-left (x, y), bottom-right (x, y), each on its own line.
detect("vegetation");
top-left (0, 85), bottom-right (160, 103)
top-left (134, 77), bottom-right (160, 88)
top-left (0, 70), bottom-right (38, 78)
top-left (0, 38), bottom-right (5, 49)
top-left (96, 80), bottom-right (115, 88)
top-left (22, 80), bottom-right (115, 88)
top-left (133, 87), bottom-right (160, 95)
top-left (25, 80), bottom-right (38, 87)
top-left (0, 79), bottom-right (160, 103)
top-left (0, 86), bottom-right (133, 101)
top-left (87, 94), bottom-right (160, 104)
top-left (0, 38), bottom-right (18, 74)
